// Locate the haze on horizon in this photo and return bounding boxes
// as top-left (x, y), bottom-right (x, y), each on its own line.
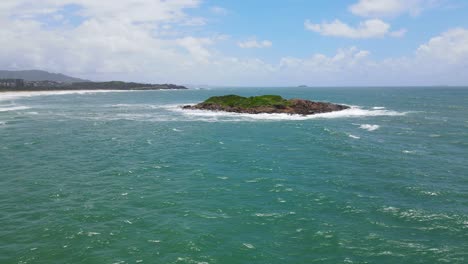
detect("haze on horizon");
top-left (1, 0), bottom-right (467, 86)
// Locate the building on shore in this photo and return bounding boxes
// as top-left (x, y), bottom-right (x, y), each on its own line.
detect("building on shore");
top-left (0, 79), bottom-right (24, 88)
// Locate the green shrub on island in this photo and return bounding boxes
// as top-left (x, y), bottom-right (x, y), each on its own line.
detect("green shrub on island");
top-left (203, 95), bottom-right (291, 108)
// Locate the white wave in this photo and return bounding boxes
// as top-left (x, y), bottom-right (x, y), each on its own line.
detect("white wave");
top-left (0, 106), bottom-right (31, 112)
top-left (167, 104), bottom-right (408, 122)
top-left (0, 90), bottom-right (134, 102)
top-left (348, 134), bottom-right (360, 139)
top-left (108, 103), bottom-right (164, 109)
top-left (421, 191), bottom-right (440, 196)
top-left (0, 121), bottom-right (6, 125)
top-left (372, 106), bottom-right (386, 110)
top-left (110, 104), bottom-right (135, 107)
top-left (359, 124), bottom-right (380, 131)
top-left (243, 243), bottom-right (255, 249)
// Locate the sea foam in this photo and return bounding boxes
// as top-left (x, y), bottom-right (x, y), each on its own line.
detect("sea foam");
top-left (168, 104), bottom-right (408, 122)
top-left (0, 106), bottom-right (31, 112)
top-left (0, 90), bottom-right (133, 102)
top-left (359, 124), bottom-right (380, 131)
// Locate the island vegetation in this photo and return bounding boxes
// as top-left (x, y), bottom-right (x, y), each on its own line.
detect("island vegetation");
top-left (183, 95), bottom-right (349, 115)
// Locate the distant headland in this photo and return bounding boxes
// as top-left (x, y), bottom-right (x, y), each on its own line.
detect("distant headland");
top-left (183, 95), bottom-right (349, 115)
top-left (0, 70), bottom-right (187, 91)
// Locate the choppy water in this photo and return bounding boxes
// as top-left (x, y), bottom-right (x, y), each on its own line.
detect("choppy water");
top-left (0, 87), bottom-right (467, 263)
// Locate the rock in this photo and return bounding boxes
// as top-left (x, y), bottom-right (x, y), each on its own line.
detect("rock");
top-left (182, 95), bottom-right (349, 115)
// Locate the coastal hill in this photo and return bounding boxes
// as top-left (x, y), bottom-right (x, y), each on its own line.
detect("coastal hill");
top-left (0, 70), bottom-right (89, 83)
top-left (183, 95), bottom-right (349, 115)
top-left (0, 70), bottom-right (187, 91)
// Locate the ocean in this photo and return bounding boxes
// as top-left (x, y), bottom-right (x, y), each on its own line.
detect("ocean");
top-left (0, 87), bottom-right (467, 263)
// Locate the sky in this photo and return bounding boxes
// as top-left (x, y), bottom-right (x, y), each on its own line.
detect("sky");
top-left (1, 0), bottom-right (468, 86)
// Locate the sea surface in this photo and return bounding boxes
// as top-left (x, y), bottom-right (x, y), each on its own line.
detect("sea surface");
top-left (0, 87), bottom-right (467, 263)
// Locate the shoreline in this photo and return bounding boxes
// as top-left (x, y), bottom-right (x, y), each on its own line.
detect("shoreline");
top-left (0, 88), bottom-right (188, 93)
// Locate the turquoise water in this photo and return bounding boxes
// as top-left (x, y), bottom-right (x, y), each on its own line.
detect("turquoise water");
top-left (0, 87), bottom-right (467, 263)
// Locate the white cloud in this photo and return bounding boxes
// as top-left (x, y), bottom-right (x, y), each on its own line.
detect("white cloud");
top-left (0, 1), bottom-right (210, 75)
top-left (389, 28), bottom-right (407, 37)
top-left (176, 37), bottom-right (213, 61)
top-left (0, 0), bottom-right (202, 23)
top-left (349, 0), bottom-right (437, 18)
top-left (210, 6), bottom-right (228, 15)
top-left (305, 19), bottom-right (394, 39)
top-left (238, 39), bottom-right (273, 48)
top-left (182, 17), bottom-right (207, 26)
top-left (279, 47), bottom-right (371, 69)
top-left (277, 28), bottom-right (468, 86)
top-left (416, 28), bottom-right (468, 64)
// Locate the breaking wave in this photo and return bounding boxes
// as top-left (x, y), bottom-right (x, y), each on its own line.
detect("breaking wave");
top-left (0, 90), bottom-right (134, 102)
top-left (359, 124), bottom-right (380, 131)
top-left (166, 104), bottom-right (408, 122)
top-left (0, 106), bottom-right (31, 112)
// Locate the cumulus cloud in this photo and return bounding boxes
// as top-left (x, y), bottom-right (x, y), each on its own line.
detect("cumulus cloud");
top-left (280, 28), bottom-right (468, 86)
top-left (210, 6), bottom-right (228, 15)
top-left (0, 0), bottom-right (215, 79)
top-left (349, 0), bottom-right (437, 18)
top-left (279, 47), bottom-right (371, 70)
top-left (0, 0), bottom-right (201, 23)
top-left (305, 19), bottom-right (406, 39)
top-left (176, 37), bottom-right (213, 61)
top-left (416, 28), bottom-right (468, 64)
top-left (238, 39), bottom-right (273, 48)
top-left (389, 28), bottom-right (407, 37)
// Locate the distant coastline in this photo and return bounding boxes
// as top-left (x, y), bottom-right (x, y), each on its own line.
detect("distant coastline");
top-left (0, 70), bottom-right (188, 92)
top-left (0, 81), bottom-right (187, 92)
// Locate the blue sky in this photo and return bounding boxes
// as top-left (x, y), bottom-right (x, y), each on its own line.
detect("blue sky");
top-left (1, 0), bottom-right (468, 86)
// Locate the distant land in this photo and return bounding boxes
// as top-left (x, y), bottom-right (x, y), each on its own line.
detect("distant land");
top-left (0, 70), bottom-right (187, 91)
top-left (0, 70), bottom-right (89, 83)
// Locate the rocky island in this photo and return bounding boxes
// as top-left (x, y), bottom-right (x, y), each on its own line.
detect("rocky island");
top-left (183, 95), bottom-right (349, 115)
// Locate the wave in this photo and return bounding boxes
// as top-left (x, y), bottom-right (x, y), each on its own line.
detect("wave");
top-left (40, 102), bottom-right (408, 123)
top-left (0, 106), bottom-right (31, 112)
top-left (0, 90), bottom-right (135, 102)
top-left (107, 103), bottom-right (165, 109)
top-left (166, 104), bottom-right (408, 122)
top-left (359, 124), bottom-right (380, 131)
